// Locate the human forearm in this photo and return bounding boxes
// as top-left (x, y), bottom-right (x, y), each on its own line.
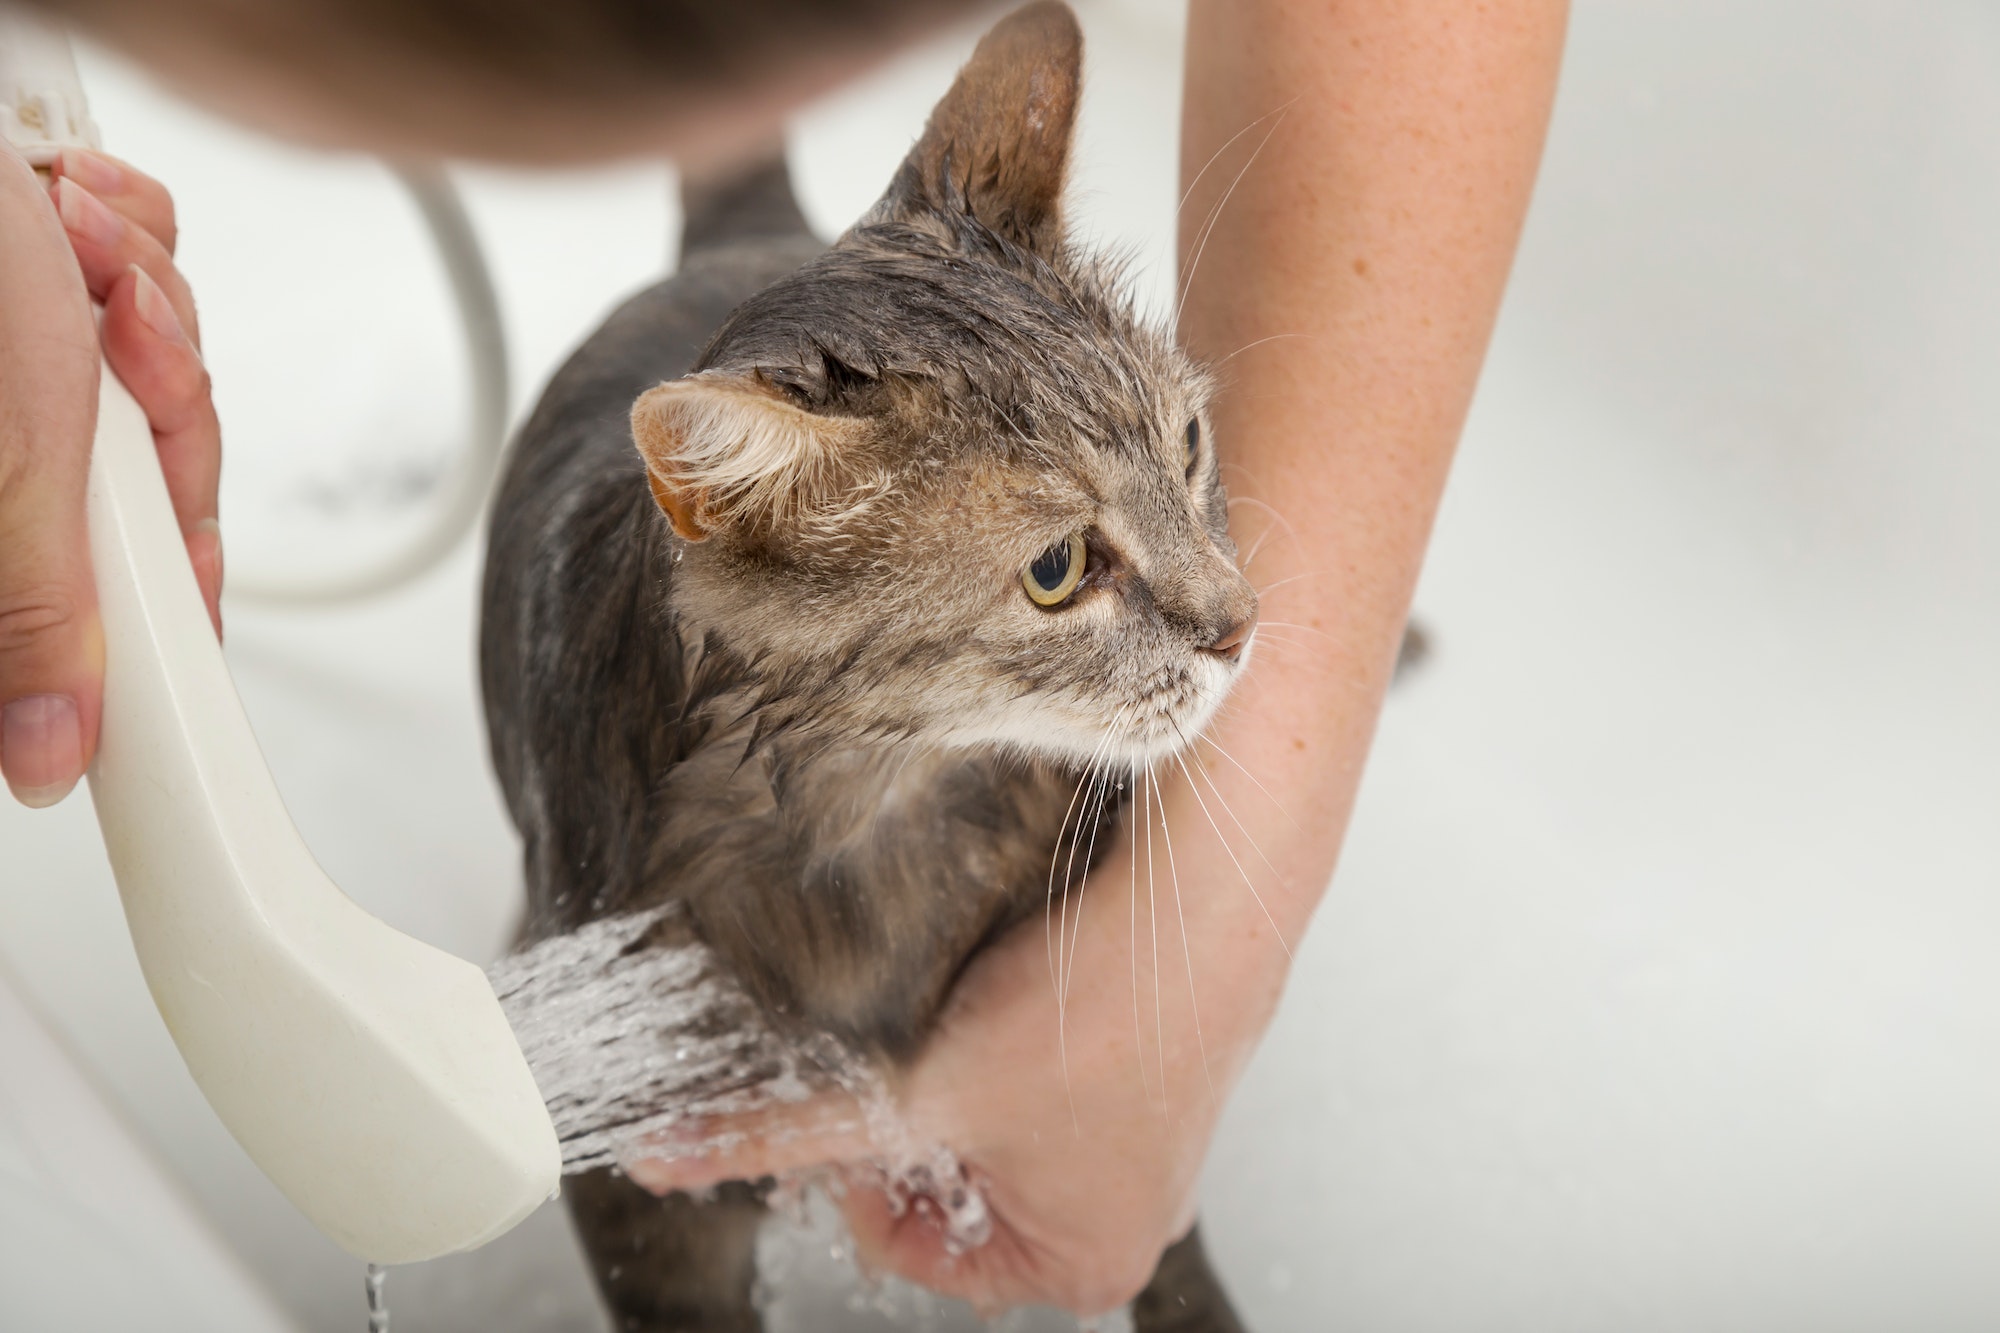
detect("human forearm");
top-left (1154, 0), bottom-right (1569, 1025)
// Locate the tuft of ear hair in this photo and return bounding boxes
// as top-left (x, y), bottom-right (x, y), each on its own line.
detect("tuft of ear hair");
top-left (631, 373), bottom-right (869, 541)
top-left (881, 0), bottom-right (1083, 256)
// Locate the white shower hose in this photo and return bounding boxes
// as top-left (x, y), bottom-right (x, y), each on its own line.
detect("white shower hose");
top-left (3, 24), bottom-right (512, 605)
top-left (227, 165), bottom-right (512, 604)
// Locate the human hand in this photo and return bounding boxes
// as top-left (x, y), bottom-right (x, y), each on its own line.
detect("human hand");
top-left (0, 140), bottom-right (222, 808)
top-left (626, 808), bottom-right (1284, 1316)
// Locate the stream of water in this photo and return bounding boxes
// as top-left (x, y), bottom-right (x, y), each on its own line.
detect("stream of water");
top-left (363, 1262), bottom-right (388, 1333)
top-left (488, 905), bottom-right (991, 1252)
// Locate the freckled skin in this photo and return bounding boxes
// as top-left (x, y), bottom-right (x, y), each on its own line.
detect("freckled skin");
top-left (481, 6), bottom-right (1255, 1328)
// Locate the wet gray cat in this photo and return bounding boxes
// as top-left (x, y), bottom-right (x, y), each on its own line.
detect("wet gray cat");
top-left (481, 5), bottom-right (1255, 1328)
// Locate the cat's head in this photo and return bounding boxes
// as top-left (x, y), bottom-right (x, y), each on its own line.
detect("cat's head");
top-left (631, 1), bottom-right (1257, 767)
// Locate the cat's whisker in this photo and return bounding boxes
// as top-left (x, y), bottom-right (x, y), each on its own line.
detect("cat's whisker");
top-left (1252, 569), bottom-right (1329, 598)
top-left (1186, 782), bottom-right (1299, 977)
top-left (1063, 739), bottom-right (1127, 1009)
top-left (1176, 98), bottom-right (1298, 221)
top-left (1061, 763), bottom-right (1115, 1011)
top-left (1127, 757), bottom-right (1155, 1106)
top-left (1239, 629), bottom-right (1320, 657)
top-left (1176, 111), bottom-right (1287, 320)
top-left (1225, 496), bottom-right (1300, 575)
top-left (1072, 708), bottom-right (1141, 1000)
top-left (1057, 709), bottom-right (1131, 989)
top-left (1170, 747), bottom-right (1292, 962)
top-left (1257, 618), bottom-right (1337, 643)
top-left (1223, 492), bottom-right (1297, 527)
top-left (1197, 735), bottom-right (1301, 830)
top-left (1057, 768), bottom-right (1101, 1137)
top-left (1052, 707), bottom-right (1134, 1123)
top-left (1151, 763), bottom-right (1217, 1107)
top-left (1187, 750), bottom-right (1291, 869)
top-left (1046, 756), bottom-right (1101, 1007)
top-left (1144, 767), bottom-right (1168, 1117)
top-left (1237, 524), bottom-right (1279, 575)
top-left (1216, 458), bottom-right (1279, 490)
top-left (1214, 330), bottom-right (1317, 367)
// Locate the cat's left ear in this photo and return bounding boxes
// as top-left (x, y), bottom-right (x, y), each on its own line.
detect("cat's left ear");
top-left (631, 373), bottom-right (869, 541)
top-left (876, 1), bottom-right (1083, 256)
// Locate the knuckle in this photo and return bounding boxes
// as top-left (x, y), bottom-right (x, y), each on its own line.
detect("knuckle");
top-left (175, 362), bottom-right (218, 425)
top-left (165, 352), bottom-right (211, 403)
top-left (0, 585), bottom-right (82, 662)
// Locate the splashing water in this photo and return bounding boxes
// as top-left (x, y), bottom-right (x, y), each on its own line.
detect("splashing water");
top-left (363, 1263), bottom-right (388, 1333)
top-left (488, 905), bottom-right (992, 1253)
top-left (755, 1186), bottom-right (1124, 1332)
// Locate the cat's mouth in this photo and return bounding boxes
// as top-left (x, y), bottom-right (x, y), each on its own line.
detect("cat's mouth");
top-left (1090, 643), bottom-right (1250, 767)
top-left (946, 640), bottom-right (1250, 768)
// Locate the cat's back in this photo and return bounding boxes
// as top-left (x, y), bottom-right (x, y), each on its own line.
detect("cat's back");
top-left (481, 160), bottom-right (822, 900)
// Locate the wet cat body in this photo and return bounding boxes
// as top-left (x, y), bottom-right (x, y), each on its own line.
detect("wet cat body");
top-left (481, 4), bottom-right (1254, 1328)
top-left (479, 176), bottom-right (1122, 1066)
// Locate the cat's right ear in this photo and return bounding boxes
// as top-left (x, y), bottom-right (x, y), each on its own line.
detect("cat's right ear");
top-left (631, 374), bottom-right (867, 541)
top-left (877, 1), bottom-right (1083, 256)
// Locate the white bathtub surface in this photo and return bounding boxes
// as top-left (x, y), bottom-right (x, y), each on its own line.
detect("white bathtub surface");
top-left (0, 968), bottom-right (301, 1332)
top-left (2, 3), bottom-right (1997, 1332)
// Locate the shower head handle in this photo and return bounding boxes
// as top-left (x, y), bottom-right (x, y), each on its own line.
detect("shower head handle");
top-left (2, 12), bottom-right (561, 1264)
top-left (0, 9), bottom-right (97, 160)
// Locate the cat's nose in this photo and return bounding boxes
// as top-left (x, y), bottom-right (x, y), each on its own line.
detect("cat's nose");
top-left (1202, 615), bottom-right (1256, 663)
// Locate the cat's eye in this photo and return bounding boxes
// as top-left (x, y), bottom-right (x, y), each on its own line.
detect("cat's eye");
top-left (1022, 533), bottom-right (1088, 607)
top-left (1184, 418), bottom-right (1202, 476)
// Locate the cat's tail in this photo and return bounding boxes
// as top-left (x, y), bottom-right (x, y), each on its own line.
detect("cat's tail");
top-left (677, 147), bottom-right (814, 263)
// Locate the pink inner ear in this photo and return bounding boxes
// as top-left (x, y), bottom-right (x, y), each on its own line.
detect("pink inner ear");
top-left (630, 375), bottom-right (873, 538)
top-left (648, 469), bottom-right (709, 542)
top-left (632, 384), bottom-right (710, 541)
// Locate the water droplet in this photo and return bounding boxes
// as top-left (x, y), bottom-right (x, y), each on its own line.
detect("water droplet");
top-left (364, 1263), bottom-right (390, 1333)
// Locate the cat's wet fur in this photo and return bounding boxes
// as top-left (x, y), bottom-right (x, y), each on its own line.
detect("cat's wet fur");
top-left (481, 5), bottom-right (1255, 1327)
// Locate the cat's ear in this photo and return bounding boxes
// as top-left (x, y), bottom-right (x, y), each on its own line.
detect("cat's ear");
top-left (631, 374), bottom-right (868, 541)
top-left (879, 0), bottom-right (1083, 255)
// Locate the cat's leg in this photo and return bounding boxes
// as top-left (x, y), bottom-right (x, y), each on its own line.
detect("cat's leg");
top-left (566, 1170), bottom-right (767, 1332)
top-left (1129, 1223), bottom-right (1250, 1333)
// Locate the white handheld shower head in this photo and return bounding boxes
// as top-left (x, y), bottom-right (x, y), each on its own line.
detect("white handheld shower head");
top-left (0, 9), bottom-right (96, 158)
top-left (0, 14), bottom-right (560, 1263)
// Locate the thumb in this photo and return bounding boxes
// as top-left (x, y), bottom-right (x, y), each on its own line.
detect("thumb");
top-left (0, 143), bottom-right (103, 808)
top-left (0, 385), bottom-right (104, 808)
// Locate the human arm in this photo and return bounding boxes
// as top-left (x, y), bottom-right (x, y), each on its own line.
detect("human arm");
top-left (627, 0), bottom-right (1568, 1311)
top-left (0, 141), bottom-right (223, 807)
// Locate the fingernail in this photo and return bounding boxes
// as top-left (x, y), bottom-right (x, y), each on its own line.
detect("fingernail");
top-left (131, 265), bottom-right (186, 343)
top-left (55, 176), bottom-right (123, 248)
top-left (2, 694), bottom-right (84, 809)
top-left (189, 518), bottom-right (224, 638)
top-left (57, 147), bottom-right (124, 195)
